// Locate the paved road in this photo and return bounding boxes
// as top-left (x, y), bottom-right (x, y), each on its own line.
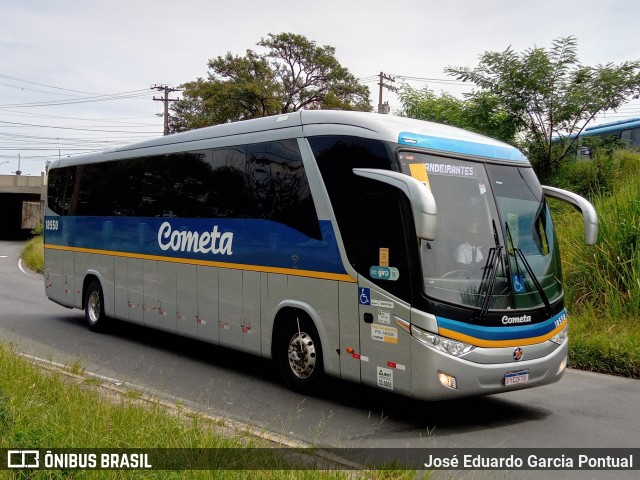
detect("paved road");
top-left (1, 240), bottom-right (638, 478)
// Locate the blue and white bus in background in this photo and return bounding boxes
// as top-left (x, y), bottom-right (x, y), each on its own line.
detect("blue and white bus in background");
top-left (564, 117), bottom-right (640, 159)
top-left (43, 111), bottom-right (598, 400)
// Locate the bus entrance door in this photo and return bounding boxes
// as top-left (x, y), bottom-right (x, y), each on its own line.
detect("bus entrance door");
top-left (358, 286), bottom-right (412, 396)
top-left (349, 191), bottom-right (414, 396)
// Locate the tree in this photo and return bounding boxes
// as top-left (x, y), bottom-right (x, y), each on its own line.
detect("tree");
top-left (169, 33), bottom-right (371, 132)
top-left (445, 36), bottom-right (640, 178)
top-left (398, 85), bottom-right (519, 143)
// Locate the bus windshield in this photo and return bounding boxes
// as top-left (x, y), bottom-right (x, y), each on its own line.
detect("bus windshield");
top-left (398, 152), bottom-right (563, 312)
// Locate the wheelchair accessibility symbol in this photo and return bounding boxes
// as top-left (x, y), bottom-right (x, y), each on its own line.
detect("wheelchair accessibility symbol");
top-left (512, 274), bottom-right (526, 293)
top-left (359, 288), bottom-right (371, 305)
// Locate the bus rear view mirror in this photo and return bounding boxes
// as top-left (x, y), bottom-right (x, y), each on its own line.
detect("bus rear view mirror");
top-left (542, 185), bottom-right (598, 245)
top-left (353, 168), bottom-right (437, 240)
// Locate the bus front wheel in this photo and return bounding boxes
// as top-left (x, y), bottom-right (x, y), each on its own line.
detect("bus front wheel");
top-left (278, 314), bottom-right (324, 393)
top-left (84, 280), bottom-right (107, 332)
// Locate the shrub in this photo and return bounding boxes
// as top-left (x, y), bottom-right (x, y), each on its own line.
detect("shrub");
top-left (557, 149), bottom-right (640, 317)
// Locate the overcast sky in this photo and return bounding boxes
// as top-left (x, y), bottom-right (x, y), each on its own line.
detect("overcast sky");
top-left (1, 0), bottom-right (639, 175)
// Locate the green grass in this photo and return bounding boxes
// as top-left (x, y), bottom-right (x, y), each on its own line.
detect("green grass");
top-left (21, 234), bottom-right (44, 273)
top-left (0, 344), bottom-right (414, 478)
top-left (553, 149), bottom-right (640, 378)
top-left (567, 308), bottom-right (640, 377)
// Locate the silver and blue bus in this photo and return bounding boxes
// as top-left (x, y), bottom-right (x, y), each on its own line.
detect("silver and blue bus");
top-left (562, 117), bottom-right (640, 159)
top-left (43, 111), bottom-right (597, 400)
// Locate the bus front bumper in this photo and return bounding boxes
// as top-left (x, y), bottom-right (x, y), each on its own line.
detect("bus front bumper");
top-left (409, 337), bottom-right (568, 401)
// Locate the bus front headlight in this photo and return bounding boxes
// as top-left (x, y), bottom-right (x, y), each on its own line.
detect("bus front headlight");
top-left (550, 325), bottom-right (568, 345)
top-left (411, 325), bottom-right (475, 357)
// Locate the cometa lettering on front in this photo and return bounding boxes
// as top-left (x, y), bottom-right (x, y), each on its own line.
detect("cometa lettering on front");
top-left (502, 314), bottom-right (532, 325)
top-left (157, 221), bottom-right (233, 255)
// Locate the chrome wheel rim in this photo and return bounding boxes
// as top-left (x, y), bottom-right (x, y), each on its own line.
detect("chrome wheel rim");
top-left (88, 291), bottom-right (100, 324)
top-left (287, 331), bottom-right (316, 379)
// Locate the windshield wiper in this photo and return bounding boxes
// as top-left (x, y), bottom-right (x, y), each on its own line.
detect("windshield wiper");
top-left (505, 221), bottom-right (552, 315)
top-left (478, 220), bottom-right (503, 321)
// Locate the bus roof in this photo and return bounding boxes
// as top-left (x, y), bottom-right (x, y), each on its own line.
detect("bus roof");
top-left (582, 117), bottom-right (640, 135)
top-left (52, 110), bottom-right (529, 168)
top-left (554, 117), bottom-right (640, 142)
top-left (300, 111), bottom-right (528, 163)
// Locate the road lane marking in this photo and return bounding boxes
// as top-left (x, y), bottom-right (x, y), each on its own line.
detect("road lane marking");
top-left (18, 258), bottom-right (28, 275)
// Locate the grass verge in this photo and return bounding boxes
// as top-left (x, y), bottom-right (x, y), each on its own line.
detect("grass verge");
top-left (0, 344), bottom-right (412, 478)
top-left (566, 308), bottom-right (640, 378)
top-left (21, 234), bottom-right (44, 273)
top-left (553, 149), bottom-right (640, 378)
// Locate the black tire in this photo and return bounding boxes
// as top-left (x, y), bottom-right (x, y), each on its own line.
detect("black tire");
top-left (84, 280), bottom-right (107, 332)
top-left (277, 313), bottom-right (324, 394)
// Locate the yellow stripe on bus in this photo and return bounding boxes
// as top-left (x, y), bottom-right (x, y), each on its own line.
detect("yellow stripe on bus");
top-left (44, 244), bottom-right (356, 283)
top-left (439, 322), bottom-right (567, 348)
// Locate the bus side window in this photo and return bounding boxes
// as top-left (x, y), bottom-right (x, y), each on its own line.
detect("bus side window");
top-left (209, 146), bottom-right (249, 218)
top-left (621, 127), bottom-right (640, 150)
top-left (310, 136), bottom-right (413, 302)
top-left (165, 150), bottom-right (213, 218)
top-left (246, 140), bottom-right (321, 239)
top-left (47, 166), bottom-right (76, 216)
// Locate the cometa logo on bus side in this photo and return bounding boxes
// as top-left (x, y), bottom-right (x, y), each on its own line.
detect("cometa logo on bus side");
top-left (157, 221), bottom-right (233, 255)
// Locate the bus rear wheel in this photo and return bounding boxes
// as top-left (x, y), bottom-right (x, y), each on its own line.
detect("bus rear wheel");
top-left (278, 314), bottom-right (324, 393)
top-left (84, 280), bottom-right (107, 332)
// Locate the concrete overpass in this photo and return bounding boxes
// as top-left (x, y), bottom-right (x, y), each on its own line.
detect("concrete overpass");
top-left (0, 173), bottom-right (46, 239)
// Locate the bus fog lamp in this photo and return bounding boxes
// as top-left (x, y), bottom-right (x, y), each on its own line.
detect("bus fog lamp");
top-left (438, 371), bottom-right (457, 389)
top-left (557, 357), bottom-right (567, 375)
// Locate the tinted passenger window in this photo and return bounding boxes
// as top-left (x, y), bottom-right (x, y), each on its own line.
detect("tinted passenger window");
top-left (309, 136), bottom-right (413, 301)
top-left (309, 135), bottom-right (396, 225)
top-left (210, 146), bottom-right (251, 218)
top-left (47, 167), bottom-right (76, 215)
top-left (621, 127), bottom-right (640, 149)
top-left (165, 151), bottom-right (212, 217)
top-left (47, 140), bottom-right (321, 239)
top-left (246, 140), bottom-right (320, 239)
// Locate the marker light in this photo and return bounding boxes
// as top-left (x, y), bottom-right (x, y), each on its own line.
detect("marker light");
top-left (438, 371), bottom-right (458, 390)
top-left (411, 324), bottom-right (475, 357)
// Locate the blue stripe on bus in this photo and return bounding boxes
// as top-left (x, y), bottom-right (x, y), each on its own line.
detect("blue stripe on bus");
top-left (436, 309), bottom-right (566, 341)
top-left (44, 216), bottom-right (347, 275)
top-left (398, 132), bottom-right (529, 162)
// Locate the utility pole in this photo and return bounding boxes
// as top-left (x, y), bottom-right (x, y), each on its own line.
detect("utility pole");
top-left (152, 85), bottom-right (180, 135)
top-left (378, 72), bottom-right (398, 114)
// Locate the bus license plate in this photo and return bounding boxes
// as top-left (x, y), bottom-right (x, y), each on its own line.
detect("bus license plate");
top-left (505, 370), bottom-right (529, 386)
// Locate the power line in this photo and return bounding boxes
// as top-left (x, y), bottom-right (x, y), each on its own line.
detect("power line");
top-left (0, 74), bottom-right (171, 174)
top-left (0, 73), bottom-right (100, 95)
top-left (0, 81), bottom-right (95, 97)
top-left (0, 89), bottom-right (152, 109)
top-left (359, 73), bottom-right (470, 86)
top-left (0, 119), bottom-right (160, 134)
top-left (0, 108), bottom-right (159, 125)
